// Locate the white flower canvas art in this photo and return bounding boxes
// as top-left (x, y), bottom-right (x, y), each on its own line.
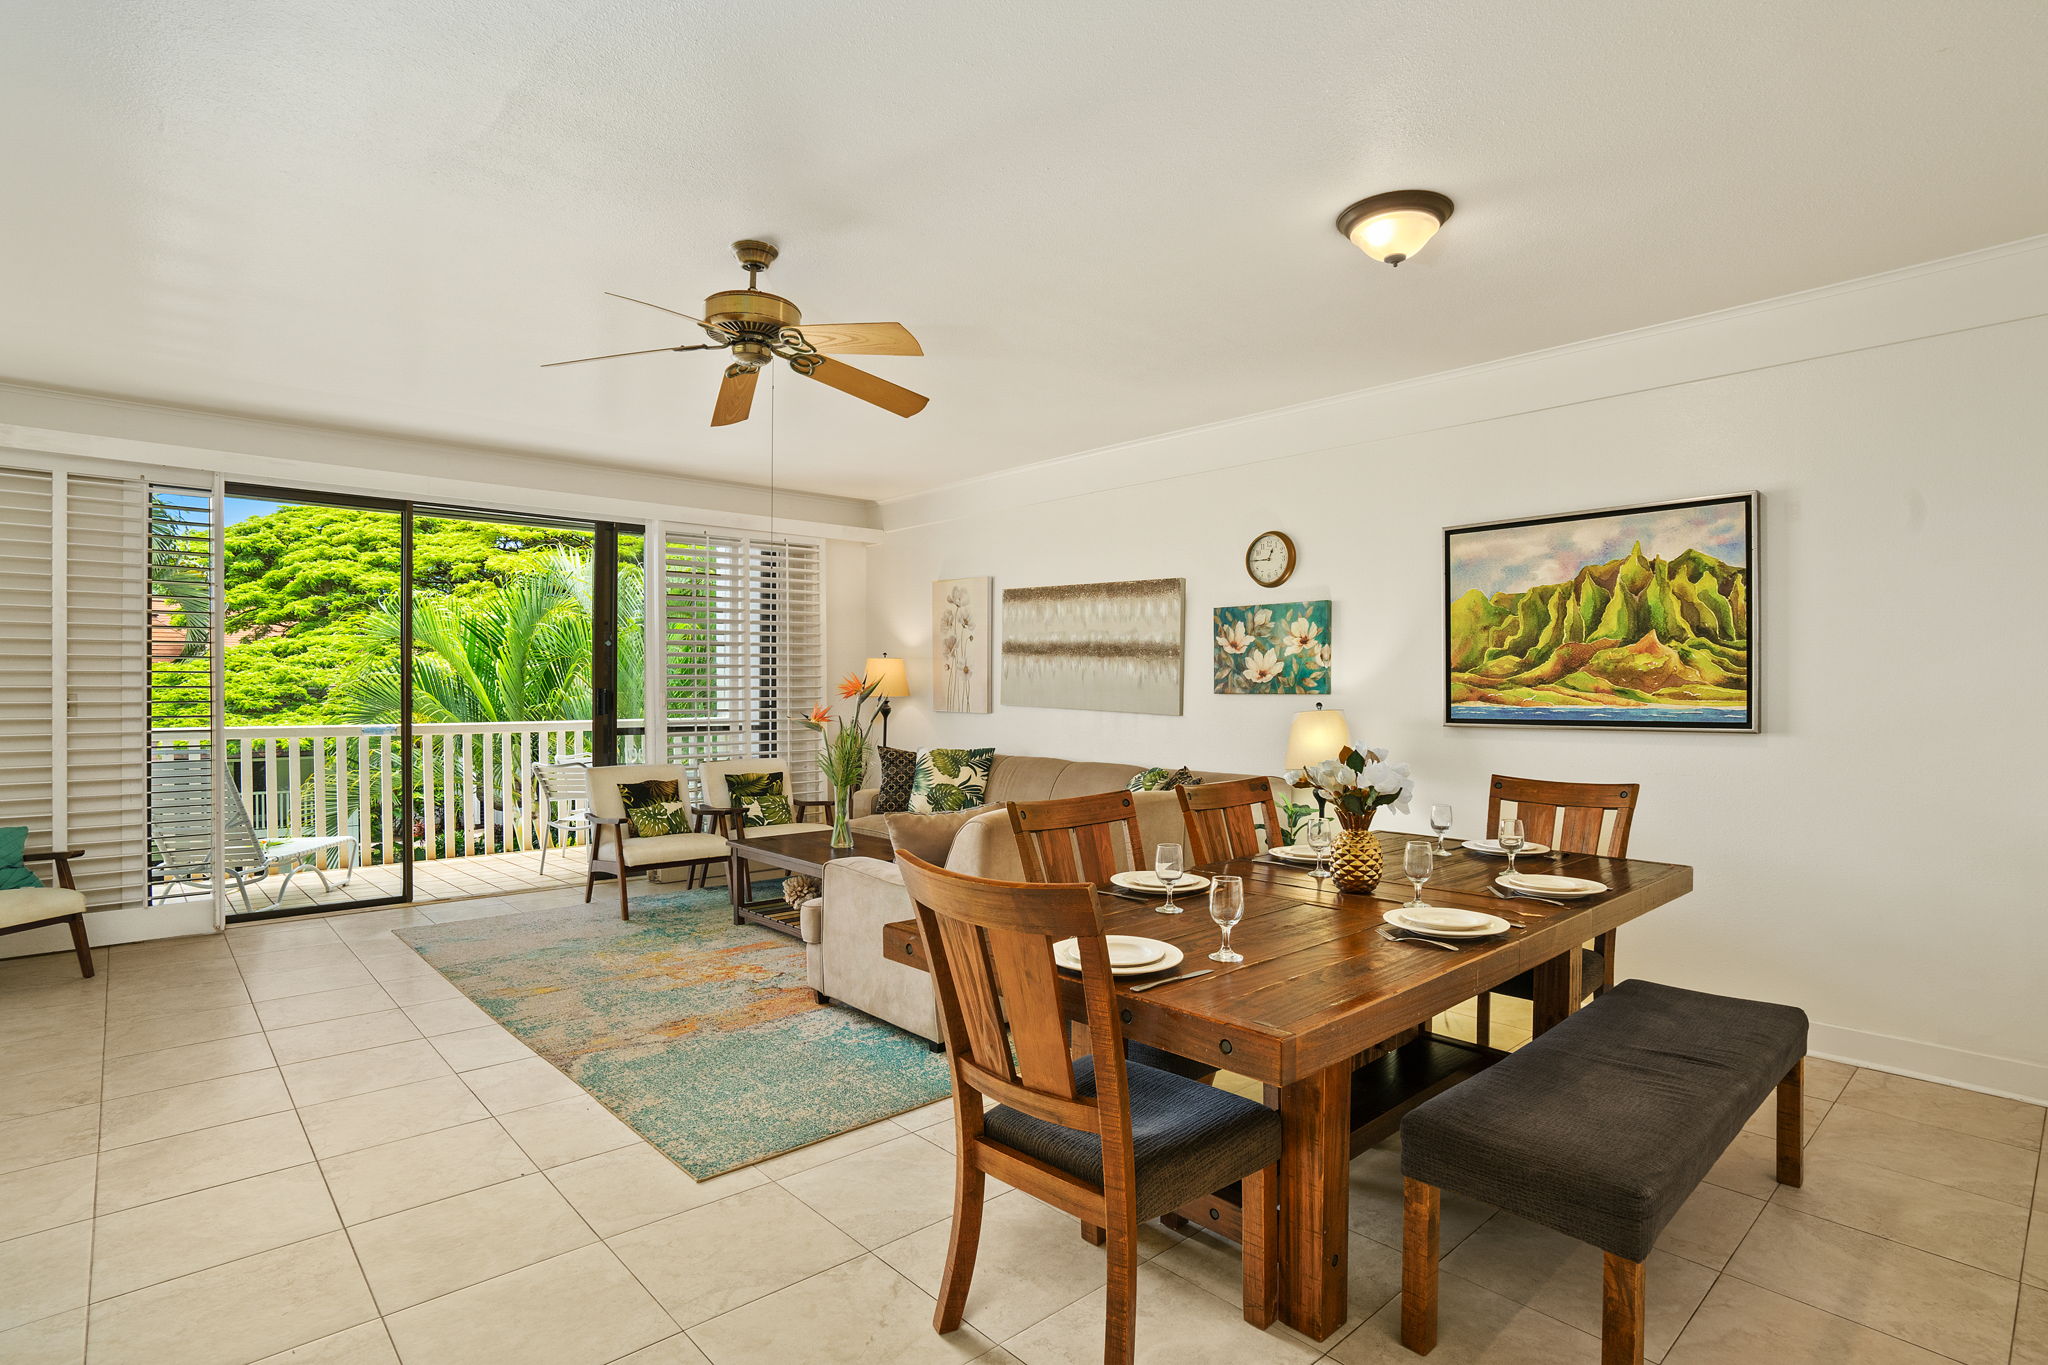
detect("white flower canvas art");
top-left (933, 576), bottom-right (992, 713)
top-left (1213, 600), bottom-right (1331, 695)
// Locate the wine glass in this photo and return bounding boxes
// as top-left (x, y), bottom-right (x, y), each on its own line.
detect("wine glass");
top-left (1498, 817), bottom-right (1526, 880)
top-left (1153, 842), bottom-right (1185, 915)
top-left (1208, 875), bottom-right (1245, 963)
top-left (1404, 840), bottom-right (1433, 908)
top-left (1430, 803), bottom-right (1454, 857)
top-left (1303, 817), bottom-right (1334, 883)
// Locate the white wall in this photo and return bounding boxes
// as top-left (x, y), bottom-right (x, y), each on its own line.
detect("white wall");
top-left (861, 240), bottom-right (2048, 1103)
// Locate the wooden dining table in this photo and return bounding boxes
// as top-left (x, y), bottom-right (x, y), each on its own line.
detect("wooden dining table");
top-left (881, 828), bottom-right (1693, 1341)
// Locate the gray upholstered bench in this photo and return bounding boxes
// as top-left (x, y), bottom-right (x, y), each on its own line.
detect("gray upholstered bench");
top-left (1398, 979), bottom-right (1807, 1365)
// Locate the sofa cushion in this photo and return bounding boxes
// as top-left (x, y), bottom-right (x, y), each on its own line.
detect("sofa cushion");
top-left (1048, 761), bottom-right (1151, 799)
top-left (873, 746), bottom-right (918, 814)
top-left (0, 886), bottom-right (85, 929)
top-left (620, 832), bottom-right (728, 867)
top-left (908, 747), bottom-right (994, 813)
top-left (885, 807), bottom-right (993, 866)
top-left (983, 755), bottom-right (1069, 804)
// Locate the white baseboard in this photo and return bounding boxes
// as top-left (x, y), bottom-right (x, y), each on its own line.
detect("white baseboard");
top-left (0, 902), bottom-right (219, 959)
top-left (1810, 1021), bottom-right (2048, 1108)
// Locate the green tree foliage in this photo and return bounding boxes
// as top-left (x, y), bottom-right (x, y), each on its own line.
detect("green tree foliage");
top-left (227, 509), bottom-right (594, 723)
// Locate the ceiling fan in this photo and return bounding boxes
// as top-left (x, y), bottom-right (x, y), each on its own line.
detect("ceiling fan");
top-left (543, 240), bottom-right (927, 427)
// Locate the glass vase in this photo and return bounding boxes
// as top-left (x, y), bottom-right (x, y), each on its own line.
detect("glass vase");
top-left (830, 786), bottom-right (854, 848)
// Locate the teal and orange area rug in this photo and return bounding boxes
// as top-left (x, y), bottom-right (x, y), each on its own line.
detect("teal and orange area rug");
top-left (398, 886), bottom-right (949, 1178)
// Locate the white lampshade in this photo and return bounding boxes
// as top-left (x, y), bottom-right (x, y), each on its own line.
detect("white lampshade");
top-left (1284, 706), bottom-right (1351, 771)
top-left (864, 656), bottom-right (910, 698)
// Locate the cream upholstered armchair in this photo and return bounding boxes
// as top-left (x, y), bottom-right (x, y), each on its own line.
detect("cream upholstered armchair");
top-left (583, 765), bottom-right (728, 920)
top-left (0, 846), bottom-right (95, 979)
top-left (693, 758), bottom-right (833, 839)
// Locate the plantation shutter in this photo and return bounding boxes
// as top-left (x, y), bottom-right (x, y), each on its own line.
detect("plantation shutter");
top-left (655, 530), bottom-right (825, 800)
top-left (0, 463), bottom-right (151, 911)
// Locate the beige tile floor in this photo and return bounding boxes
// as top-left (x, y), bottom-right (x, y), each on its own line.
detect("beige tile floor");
top-left (1, 885), bottom-right (2042, 1364)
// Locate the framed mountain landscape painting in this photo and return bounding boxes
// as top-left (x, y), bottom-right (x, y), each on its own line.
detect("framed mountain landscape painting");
top-left (1445, 493), bottom-right (1758, 731)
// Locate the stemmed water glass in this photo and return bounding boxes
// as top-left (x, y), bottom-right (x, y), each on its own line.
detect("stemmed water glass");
top-left (1498, 817), bottom-right (1526, 880)
top-left (1303, 817), bottom-right (1334, 883)
top-left (1430, 804), bottom-right (1455, 857)
top-left (1404, 840), bottom-right (1434, 908)
top-left (1154, 842), bottom-right (1185, 915)
top-left (1208, 874), bottom-right (1245, 963)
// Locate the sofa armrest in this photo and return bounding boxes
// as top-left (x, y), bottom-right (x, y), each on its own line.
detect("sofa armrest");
top-left (814, 857), bottom-right (938, 1041)
top-left (942, 808), bottom-right (1024, 880)
top-left (850, 788), bottom-right (880, 819)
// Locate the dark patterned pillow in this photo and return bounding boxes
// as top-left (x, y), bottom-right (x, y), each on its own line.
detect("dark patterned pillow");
top-left (1128, 766), bottom-right (1203, 792)
top-left (873, 746), bottom-right (917, 814)
top-left (620, 778), bottom-right (690, 837)
top-left (724, 771), bottom-right (795, 828)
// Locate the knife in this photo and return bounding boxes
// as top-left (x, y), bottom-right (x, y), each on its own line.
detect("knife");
top-left (1129, 969), bottom-right (1214, 992)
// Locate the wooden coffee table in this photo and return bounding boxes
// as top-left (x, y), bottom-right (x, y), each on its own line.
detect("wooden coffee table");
top-left (726, 827), bottom-right (894, 937)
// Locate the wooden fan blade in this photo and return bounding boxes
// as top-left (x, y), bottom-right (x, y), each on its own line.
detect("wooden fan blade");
top-left (788, 322), bottom-right (922, 356)
top-left (799, 357), bottom-right (929, 417)
top-left (711, 365), bottom-right (759, 427)
top-left (604, 291), bottom-right (727, 332)
top-left (541, 345), bottom-right (688, 368)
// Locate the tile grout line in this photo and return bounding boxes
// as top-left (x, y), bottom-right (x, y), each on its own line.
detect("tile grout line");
top-left (1714, 1264), bottom-right (1985, 1364)
top-left (81, 936), bottom-right (110, 1363)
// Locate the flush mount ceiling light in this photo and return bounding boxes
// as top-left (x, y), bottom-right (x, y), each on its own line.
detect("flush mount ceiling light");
top-left (1335, 190), bottom-right (1455, 266)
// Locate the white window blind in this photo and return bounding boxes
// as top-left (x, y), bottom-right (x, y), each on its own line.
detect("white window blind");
top-left (656, 530), bottom-right (825, 800)
top-left (0, 464), bottom-right (150, 911)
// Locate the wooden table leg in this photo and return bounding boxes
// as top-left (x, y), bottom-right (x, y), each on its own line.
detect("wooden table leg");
top-left (727, 848), bottom-right (748, 925)
top-left (1278, 1060), bottom-right (1350, 1340)
top-left (1530, 944), bottom-right (1586, 1037)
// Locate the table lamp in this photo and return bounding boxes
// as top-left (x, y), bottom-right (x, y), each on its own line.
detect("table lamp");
top-left (1284, 703), bottom-right (1351, 773)
top-left (865, 654), bottom-right (910, 749)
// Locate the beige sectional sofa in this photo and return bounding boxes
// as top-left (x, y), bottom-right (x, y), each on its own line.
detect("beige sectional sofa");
top-left (806, 752), bottom-right (1278, 1042)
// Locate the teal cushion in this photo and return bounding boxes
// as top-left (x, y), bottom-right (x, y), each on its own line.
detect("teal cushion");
top-left (0, 826), bottom-right (42, 890)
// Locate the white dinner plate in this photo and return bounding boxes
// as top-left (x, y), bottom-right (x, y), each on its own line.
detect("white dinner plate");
top-left (1461, 838), bottom-right (1553, 857)
top-left (1266, 846), bottom-right (1324, 863)
top-left (1110, 870), bottom-right (1213, 894)
top-left (1382, 907), bottom-right (1512, 939)
top-left (1053, 939), bottom-right (1186, 976)
top-left (1394, 904), bottom-right (1498, 932)
top-left (1497, 872), bottom-right (1607, 898)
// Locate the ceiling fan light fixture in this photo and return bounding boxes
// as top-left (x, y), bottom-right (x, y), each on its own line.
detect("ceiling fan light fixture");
top-left (1335, 190), bottom-right (1455, 266)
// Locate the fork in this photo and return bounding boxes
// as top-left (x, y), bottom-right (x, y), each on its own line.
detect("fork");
top-left (1377, 926), bottom-right (1460, 951)
top-left (1489, 885), bottom-right (1569, 907)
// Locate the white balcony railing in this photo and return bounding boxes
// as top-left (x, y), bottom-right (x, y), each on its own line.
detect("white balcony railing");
top-left (149, 721), bottom-right (648, 866)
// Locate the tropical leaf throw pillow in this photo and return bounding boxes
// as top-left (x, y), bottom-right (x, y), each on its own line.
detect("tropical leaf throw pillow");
top-left (908, 747), bottom-right (994, 814)
top-left (1127, 766), bottom-right (1203, 792)
top-left (873, 745), bottom-right (917, 814)
top-left (724, 771), bottom-right (795, 828)
top-left (619, 778), bottom-right (692, 838)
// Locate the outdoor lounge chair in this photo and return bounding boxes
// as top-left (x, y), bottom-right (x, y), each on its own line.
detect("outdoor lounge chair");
top-left (148, 750), bottom-right (357, 914)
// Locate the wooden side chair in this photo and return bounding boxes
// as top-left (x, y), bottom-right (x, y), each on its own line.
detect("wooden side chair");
top-left (895, 852), bottom-right (1281, 1364)
top-left (1475, 775), bottom-right (1640, 1047)
top-left (0, 847), bottom-right (95, 978)
top-left (1006, 790), bottom-right (1146, 884)
top-left (1175, 777), bottom-right (1282, 866)
top-left (1007, 792), bottom-right (1215, 1081)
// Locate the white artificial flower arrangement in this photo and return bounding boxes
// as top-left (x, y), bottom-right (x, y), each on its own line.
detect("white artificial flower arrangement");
top-left (1284, 745), bottom-right (1414, 823)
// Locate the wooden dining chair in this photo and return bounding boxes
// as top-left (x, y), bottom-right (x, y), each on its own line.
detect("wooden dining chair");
top-left (1006, 790), bottom-right (1146, 884)
top-left (1476, 775), bottom-right (1641, 1047)
top-left (895, 852), bottom-right (1281, 1363)
top-left (1008, 792), bottom-right (1217, 1082)
top-left (1176, 778), bottom-right (1283, 866)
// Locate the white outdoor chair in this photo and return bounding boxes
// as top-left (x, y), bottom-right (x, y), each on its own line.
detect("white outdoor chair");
top-left (532, 761), bottom-right (592, 875)
top-left (148, 751), bottom-right (357, 914)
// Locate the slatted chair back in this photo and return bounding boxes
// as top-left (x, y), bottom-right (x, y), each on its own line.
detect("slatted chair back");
top-left (1006, 790), bottom-right (1146, 885)
top-left (1487, 775), bottom-right (1639, 858)
top-left (1176, 778), bottom-right (1282, 866)
top-left (895, 852), bottom-right (1136, 1207)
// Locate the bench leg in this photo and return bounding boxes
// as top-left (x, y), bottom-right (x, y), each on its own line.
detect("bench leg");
top-left (1401, 1178), bottom-right (1439, 1355)
top-left (1601, 1253), bottom-right (1645, 1365)
top-left (1241, 1163), bottom-right (1278, 1328)
top-left (1776, 1058), bottom-right (1804, 1187)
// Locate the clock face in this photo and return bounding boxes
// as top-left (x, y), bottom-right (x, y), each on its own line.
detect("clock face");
top-left (1246, 531), bottom-right (1296, 587)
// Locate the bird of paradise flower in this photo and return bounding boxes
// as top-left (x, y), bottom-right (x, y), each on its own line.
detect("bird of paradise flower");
top-left (1212, 600), bottom-right (1331, 694)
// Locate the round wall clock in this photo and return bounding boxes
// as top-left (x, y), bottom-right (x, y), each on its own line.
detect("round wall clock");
top-left (1246, 531), bottom-right (1297, 588)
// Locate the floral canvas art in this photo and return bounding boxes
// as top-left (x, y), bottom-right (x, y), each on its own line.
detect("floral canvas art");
top-left (933, 576), bottom-right (992, 713)
top-left (1213, 600), bottom-right (1331, 695)
top-left (1446, 493), bottom-right (1757, 731)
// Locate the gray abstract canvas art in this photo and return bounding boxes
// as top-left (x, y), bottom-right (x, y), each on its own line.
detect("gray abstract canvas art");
top-left (1000, 578), bottom-right (1185, 715)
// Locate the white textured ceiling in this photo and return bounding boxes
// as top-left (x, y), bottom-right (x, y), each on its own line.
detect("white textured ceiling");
top-left (4, 1), bottom-right (2046, 502)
